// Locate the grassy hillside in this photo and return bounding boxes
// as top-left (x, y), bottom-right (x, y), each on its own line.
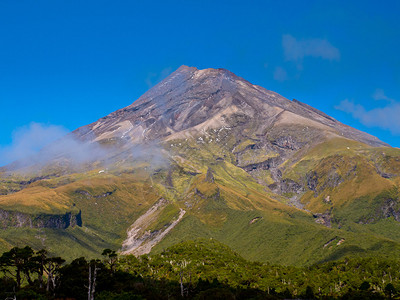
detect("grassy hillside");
top-left (1, 132), bottom-right (400, 266)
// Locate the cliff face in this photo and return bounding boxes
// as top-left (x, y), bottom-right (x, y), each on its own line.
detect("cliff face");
top-left (0, 209), bottom-right (82, 229)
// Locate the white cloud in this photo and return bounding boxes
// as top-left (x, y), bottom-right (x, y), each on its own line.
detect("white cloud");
top-left (372, 88), bottom-right (394, 102)
top-left (282, 34), bottom-right (340, 64)
top-left (336, 97), bottom-right (400, 134)
top-left (273, 66), bottom-right (288, 82)
top-left (0, 122), bottom-right (106, 168)
top-left (0, 123), bottom-right (68, 166)
top-left (0, 122), bottom-right (170, 172)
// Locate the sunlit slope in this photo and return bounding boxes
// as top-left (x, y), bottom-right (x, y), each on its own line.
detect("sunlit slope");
top-left (280, 138), bottom-right (400, 228)
top-left (1, 66), bottom-right (400, 265)
top-left (0, 168), bottom-right (163, 259)
top-left (2, 134), bottom-right (400, 265)
top-left (150, 136), bottom-right (400, 265)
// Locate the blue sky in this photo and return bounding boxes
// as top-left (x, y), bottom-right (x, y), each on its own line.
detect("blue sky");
top-left (1, 0), bottom-right (400, 165)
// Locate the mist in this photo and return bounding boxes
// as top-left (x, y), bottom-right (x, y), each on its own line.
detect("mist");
top-left (0, 122), bottom-right (169, 174)
top-left (125, 142), bottom-right (169, 170)
top-left (0, 123), bottom-right (69, 167)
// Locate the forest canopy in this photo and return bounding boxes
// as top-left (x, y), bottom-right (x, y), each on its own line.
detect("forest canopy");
top-left (0, 239), bottom-right (398, 299)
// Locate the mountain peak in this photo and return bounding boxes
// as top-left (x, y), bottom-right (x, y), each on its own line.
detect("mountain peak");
top-left (174, 65), bottom-right (242, 81)
top-left (176, 65), bottom-right (197, 72)
top-left (3, 66), bottom-right (399, 266)
top-left (76, 66), bottom-right (387, 148)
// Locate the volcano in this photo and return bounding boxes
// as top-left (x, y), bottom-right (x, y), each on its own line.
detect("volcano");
top-left (1, 66), bottom-right (400, 265)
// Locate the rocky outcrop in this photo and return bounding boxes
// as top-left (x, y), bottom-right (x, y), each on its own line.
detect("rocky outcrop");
top-left (268, 178), bottom-right (304, 196)
top-left (249, 216), bottom-right (262, 224)
top-left (194, 188), bottom-right (206, 199)
top-left (205, 167), bottom-right (215, 183)
top-left (323, 171), bottom-right (343, 189)
top-left (272, 136), bottom-right (301, 150)
top-left (306, 171), bottom-right (319, 193)
top-left (380, 198), bottom-right (400, 221)
top-left (280, 178), bottom-right (304, 194)
top-left (356, 197), bottom-right (400, 225)
top-left (314, 210), bottom-right (332, 227)
top-left (0, 209), bottom-right (82, 229)
top-left (75, 189), bottom-right (115, 198)
top-left (242, 157), bottom-right (282, 172)
top-left (121, 198), bottom-right (186, 256)
top-left (375, 164), bottom-right (395, 179)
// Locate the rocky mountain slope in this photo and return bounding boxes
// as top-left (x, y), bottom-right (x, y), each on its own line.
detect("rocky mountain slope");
top-left (1, 66), bottom-right (400, 265)
top-left (76, 66), bottom-right (385, 146)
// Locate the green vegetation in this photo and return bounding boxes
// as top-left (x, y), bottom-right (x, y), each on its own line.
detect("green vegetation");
top-left (2, 130), bottom-right (400, 269)
top-left (1, 239), bottom-right (400, 299)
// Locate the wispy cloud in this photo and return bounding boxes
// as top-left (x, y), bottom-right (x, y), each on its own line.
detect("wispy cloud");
top-left (273, 66), bottom-right (288, 82)
top-left (336, 93), bottom-right (400, 134)
top-left (0, 122), bottom-right (106, 168)
top-left (0, 123), bottom-right (68, 166)
top-left (282, 34), bottom-right (340, 67)
top-left (0, 122), bottom-right (170, 173)
top-left (372, 88), bottom-right (395, 103)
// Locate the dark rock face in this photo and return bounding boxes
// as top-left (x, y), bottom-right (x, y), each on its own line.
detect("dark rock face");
top-left (324, 171), bottom-right (343, 189)
top-left (16, 175), bottom-right (53, 186)
top-left (307, 169), bottom-right (343, 196)
top-left (356, 197), bottom-right (400, 224)
top-left (272, 136), bottom-right (301, 150)
top-left (205, 168), bottom-right (215, 183)
top-left (381, 198), bottom-right (400, 221)
top-left (306, 171), bottom-right (319, 193)
top-left (0, 209), bottom-right (82, 229)
top-left (280, 178), bottom-right (305, 194)
top-left (314, 210), bottom-right (332, 227)
top-left (375, 165), bottom-right (395, 179)
top-left (242, 157), bottom-right (282, 172)
top-left (268, 178), bottom-right (304, 195)
top-left (194, 188), bottom-right (206, 199)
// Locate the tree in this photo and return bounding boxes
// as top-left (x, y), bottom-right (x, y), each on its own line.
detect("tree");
top-left (58, 257), bottom-right (88, 299)
top-left (44, 256), bottom-right (65, 293)
top-left (88, 259), bottom-right (101, 300)
top-left (304, 285), bottom-right (315, 299)
top-left (359, 281), bottom-right (371, 291)
top-left (385, 283), bottom-right (396, 299)
top-left (0, 246), bottom-right (35, 289)
top-left (33, 249), bottom-right (47, 289)
top-left (101, 249), bottom-right (118, 274)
